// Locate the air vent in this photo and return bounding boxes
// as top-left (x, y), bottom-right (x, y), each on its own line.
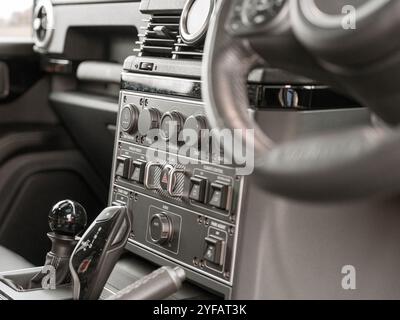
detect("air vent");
top-left (33, 0), bottom-right (54, 49)
top-left (134, 13), bottom-right (205, 61)
top-left (172, 36), bottom-right (204, 60)
top-left (134, 14), bottom-right (181, 58)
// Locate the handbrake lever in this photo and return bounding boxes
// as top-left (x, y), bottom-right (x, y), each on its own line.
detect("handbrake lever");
top-left (107, 266), bottom-right (186, 300)
top-left (69, 206), bottom-right (131, 300)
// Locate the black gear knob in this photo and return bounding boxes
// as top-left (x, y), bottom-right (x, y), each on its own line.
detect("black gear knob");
top-left (48, 200), bottom-right (87, 237)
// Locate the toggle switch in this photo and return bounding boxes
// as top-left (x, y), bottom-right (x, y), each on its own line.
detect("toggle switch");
top-left (203, 235), bottom-right (225, 266)
top-left (115, 157), bottom-right (131, 179)
top-left (130, 160), bottom-right (147, 184)
top-left (208, 182), bottom-right (230, 210)
top-left (189, 175), bottom-right (208, 203)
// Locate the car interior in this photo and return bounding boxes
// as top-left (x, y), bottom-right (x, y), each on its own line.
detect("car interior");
top-left (0, 0), bottom-right (400, 300)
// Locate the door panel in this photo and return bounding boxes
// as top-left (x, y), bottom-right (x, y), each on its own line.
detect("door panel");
top-left (0, 42), bottom-right (42, 102)
top-left (0, 40), bottom-right (107, 264)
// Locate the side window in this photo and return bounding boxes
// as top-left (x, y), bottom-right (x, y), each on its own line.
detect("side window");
top-left (0, 0), bottom-right (33, 39)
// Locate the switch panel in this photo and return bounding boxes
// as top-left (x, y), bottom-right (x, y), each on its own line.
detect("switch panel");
top-left (110, 92), bottom-right (245, 287)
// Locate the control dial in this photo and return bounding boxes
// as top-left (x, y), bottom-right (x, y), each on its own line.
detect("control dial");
top-left (160, 111), bottom-right (185, 141)
top-left (149, 213), bottom-right (173, 245)
top-left (183, 115), bottom-right (208, 144)
top-left (120, 104), bottom-right (139, 133)
top-left (138, 107), bottom-right (161, 136)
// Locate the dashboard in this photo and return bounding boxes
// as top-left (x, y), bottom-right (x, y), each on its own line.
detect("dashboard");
top-left (31, 0), bottom-right (371, 299)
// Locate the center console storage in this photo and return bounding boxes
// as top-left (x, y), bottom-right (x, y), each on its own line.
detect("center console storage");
top-left (0, 268), bottom-right (72, 300)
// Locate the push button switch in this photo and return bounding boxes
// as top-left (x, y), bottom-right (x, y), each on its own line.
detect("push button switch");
top-left (130, 160), bottom-right (147, 184)
top-left (139, 62), bottom-right (154, 71)
top-left (115, 157), bottom-right (130, 179)
top-left (208, 182), bottom-right (230, 210)
top-left (189, 176), bottom-right (208, 203)
top-left (160, 165), bottom-right (172, 191)
top-left (203, 236), bottom-right (224, 266)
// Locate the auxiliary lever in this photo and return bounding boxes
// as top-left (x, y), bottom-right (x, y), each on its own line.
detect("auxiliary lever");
top-left (29, 200), bottom-right (87, 289)
top-left (69, 206), bottom-right (131, 300)
top-left (0, 200), bottom-right (87, 291)
top-left (108, 266), bottom-right (186, 300)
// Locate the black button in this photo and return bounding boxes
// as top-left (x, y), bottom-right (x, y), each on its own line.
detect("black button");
top-left (130, 160), bottom-right (147, 184)
top-left (115, 157), bottom-right (130, 179)
top-left (203, 236), bottom-right (224, 265)
top-left (208, 182), bottom-right (230, 210)
top-left (189, 176), bottom-right (208, 203)
top-left (139, 62), bottom-right (154, 71)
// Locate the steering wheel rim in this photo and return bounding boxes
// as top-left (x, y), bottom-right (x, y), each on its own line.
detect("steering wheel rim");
top-left (202, 0), bottom-right (400, 202)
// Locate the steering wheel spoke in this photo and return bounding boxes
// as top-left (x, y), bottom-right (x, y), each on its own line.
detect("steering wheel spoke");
top-left (224, 0), bottom-right (289, 38)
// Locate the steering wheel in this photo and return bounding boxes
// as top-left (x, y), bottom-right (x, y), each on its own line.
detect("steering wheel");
top-left (203, 0), bottom-right (400, 202)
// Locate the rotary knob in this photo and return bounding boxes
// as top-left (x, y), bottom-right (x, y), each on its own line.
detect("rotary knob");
top-left (120, 104), bottom-right (139, 133)
top-left (160, 111), bottom-right (185, 141)
top-left (183, 115), bottom-right (208, 143)
top-left (138, 107), bottom-right (161, 136)
top-left (149, 213), bottom-right (173, 245)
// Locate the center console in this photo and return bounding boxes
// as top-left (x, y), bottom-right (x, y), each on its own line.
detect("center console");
top-left (107, 0), bottom-right (247, 299)
top-left (110, 91), bottom-right (244, 298)
top-left (108, 4), bottom-right (241, 299)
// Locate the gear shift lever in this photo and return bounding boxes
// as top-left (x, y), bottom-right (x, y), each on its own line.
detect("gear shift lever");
top-left (69, 206), bottom-right (130, 300)
top-left (29, 200), bottom-right (87, 289)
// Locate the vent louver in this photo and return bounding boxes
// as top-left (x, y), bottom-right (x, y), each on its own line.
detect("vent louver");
top-left (134, 14), bottom-right (181, 58)
top-left (134, 13), bottom-right (204, 61)
top-left (172, 36), bottom-right (204, 60)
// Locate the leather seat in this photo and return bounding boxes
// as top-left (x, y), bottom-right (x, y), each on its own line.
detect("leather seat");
top-left (0, 246), bottom-right (34, 272)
